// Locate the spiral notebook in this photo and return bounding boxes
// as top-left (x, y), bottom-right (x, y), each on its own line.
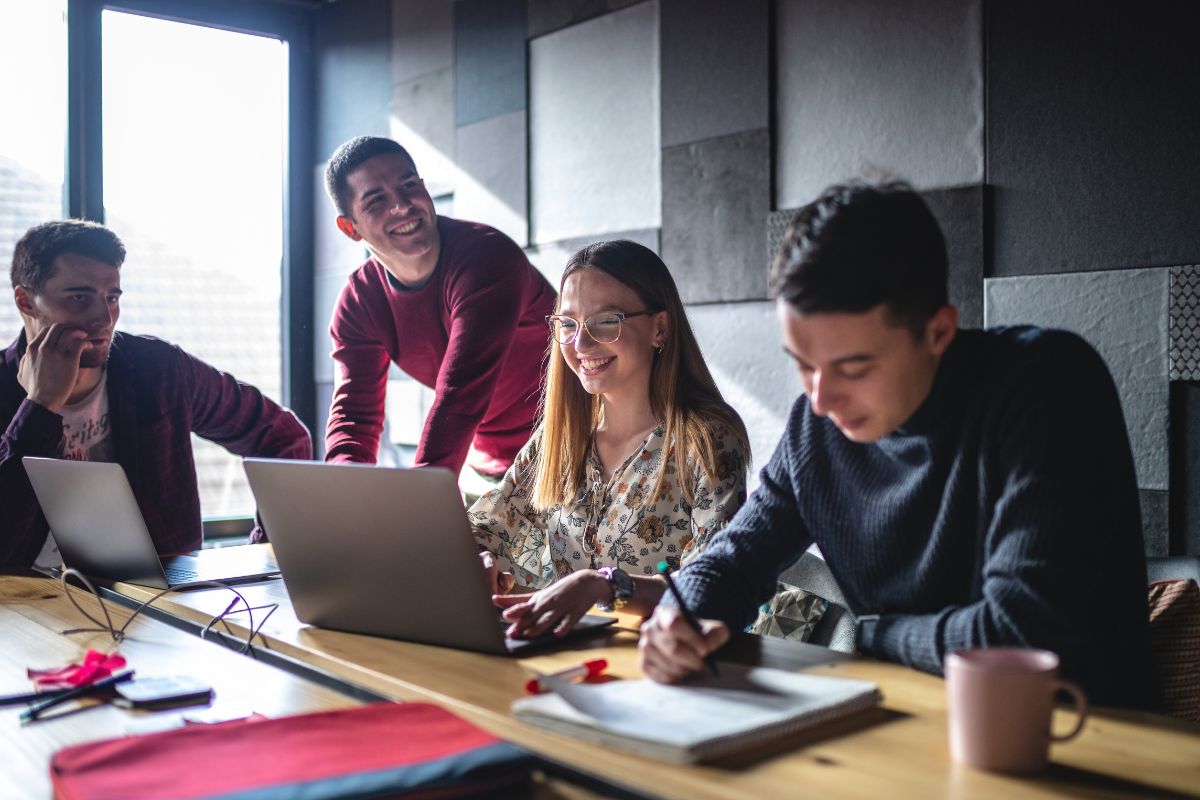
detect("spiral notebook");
top-left (511, 664), bottom-right (881, 763)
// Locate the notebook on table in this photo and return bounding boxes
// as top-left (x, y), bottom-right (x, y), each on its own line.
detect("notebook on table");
top-left (241, 458), bottom-right (616, 656)
top-left (511, 664), bottom-right (882, 763)
top-left (22, 457), bottom-right (279, 590)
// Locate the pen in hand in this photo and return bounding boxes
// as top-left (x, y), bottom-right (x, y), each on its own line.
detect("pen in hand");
top-left (656, 562), bottom-right (718, 677)
top-left (19, 670), bottom-right (135, 724)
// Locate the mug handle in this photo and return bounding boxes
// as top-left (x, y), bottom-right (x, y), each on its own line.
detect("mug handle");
top-left (1049, 679), bottom-right (1089, 742)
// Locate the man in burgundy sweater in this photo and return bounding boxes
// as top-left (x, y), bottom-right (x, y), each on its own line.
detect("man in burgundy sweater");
top-left (1, 220), bottom-right (312, 570)
top-left (324, 137), bottom-right (556, 485)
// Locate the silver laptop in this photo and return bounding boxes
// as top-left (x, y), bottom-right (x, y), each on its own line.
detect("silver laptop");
top-left (22, 457), bottom-right (280, 589)
top-left (241, 458), bottom-right (617, 655)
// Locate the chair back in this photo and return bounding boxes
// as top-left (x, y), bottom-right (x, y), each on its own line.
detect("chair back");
top-left (778, 551), bottom-right (856, 653)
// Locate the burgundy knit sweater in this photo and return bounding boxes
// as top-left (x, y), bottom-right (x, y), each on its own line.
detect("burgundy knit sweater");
top-left (326, 217), bottom-right (556, 475)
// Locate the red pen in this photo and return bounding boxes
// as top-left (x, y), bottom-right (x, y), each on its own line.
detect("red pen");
top-left (524, 659), bottom-right (608, 694)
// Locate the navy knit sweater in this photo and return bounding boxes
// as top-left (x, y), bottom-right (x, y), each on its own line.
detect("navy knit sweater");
top-left (675, 326), bottom-right (1158, 710)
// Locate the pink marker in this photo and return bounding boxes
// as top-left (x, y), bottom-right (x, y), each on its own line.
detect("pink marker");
top-left (524, 659), bottom-right (608, 695)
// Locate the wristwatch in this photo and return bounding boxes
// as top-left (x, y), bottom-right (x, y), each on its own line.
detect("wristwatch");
top-left (596, 566), bottom-right (634, 612)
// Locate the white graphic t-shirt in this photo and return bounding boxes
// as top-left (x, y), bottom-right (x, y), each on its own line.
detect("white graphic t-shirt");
top-left (33, 371), bottom-right (114, 570)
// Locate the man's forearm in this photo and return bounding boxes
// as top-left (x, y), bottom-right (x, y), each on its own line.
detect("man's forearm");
top-left (854, 611), bottom-right (946, 674)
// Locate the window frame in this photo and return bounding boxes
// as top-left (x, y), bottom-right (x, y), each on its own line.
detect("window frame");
top-left (64, 0), bottom-right (316, 432)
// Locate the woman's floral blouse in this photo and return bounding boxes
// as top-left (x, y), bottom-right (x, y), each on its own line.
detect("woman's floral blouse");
top-left (469, 420), bottom-right (748, 590)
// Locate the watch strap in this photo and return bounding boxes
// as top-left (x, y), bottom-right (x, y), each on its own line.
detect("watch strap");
top-left (596, 567), bottom-right (633, 611)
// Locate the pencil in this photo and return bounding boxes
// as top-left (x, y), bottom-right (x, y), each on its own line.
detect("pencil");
top-left (657, 562), bottom-right (718, 676)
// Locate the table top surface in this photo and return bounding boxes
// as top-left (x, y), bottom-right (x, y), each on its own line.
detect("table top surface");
top-left (97, 565), bottom-right (1200, 800)
top-left (0, 575), bottom-right (357, 799)
top-left (0, 575), bottom-right (609, 800)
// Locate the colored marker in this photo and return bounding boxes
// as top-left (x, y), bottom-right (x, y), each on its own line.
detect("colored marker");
top-left (525, 658), bottom-right (608, 694)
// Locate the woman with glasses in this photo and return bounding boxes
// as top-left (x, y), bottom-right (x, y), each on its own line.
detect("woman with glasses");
top-left (469, 239), bottom-right (750, 639)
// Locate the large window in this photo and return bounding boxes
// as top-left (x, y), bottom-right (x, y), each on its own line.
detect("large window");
top-left (0, 1), bottom-right (68, 338)
top-left (102, 11), bottom-right (287, 517)
top-left (2, 1), bottom-right (313, 525)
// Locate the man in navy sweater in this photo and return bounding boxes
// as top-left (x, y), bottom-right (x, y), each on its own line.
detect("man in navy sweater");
top-left (640, 182), bottom-right (1157, 710)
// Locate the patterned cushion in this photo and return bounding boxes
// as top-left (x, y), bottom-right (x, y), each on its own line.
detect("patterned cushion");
top-left (749, 582), bottom-right (829, 643)
top-left (1148, 579), bottom-right (1200, 721)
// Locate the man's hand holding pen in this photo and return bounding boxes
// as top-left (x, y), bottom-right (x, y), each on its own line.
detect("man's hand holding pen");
top-left (639, 605), bottom-right (729, 683)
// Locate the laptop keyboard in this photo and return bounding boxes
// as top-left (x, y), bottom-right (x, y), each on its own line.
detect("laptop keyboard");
top-left (163, 564), bottom-right (202, 584)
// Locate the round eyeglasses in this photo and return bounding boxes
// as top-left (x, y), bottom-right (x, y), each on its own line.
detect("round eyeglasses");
top-left (546, 310), bottom-right (654, 345)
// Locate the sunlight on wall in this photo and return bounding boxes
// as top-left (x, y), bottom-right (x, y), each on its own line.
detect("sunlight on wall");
top-left (386, 117), bottom-right (527, 247)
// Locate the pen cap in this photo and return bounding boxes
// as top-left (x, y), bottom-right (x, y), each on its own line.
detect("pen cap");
top-left (523, 659), bottom-right (609, 694)
top-left (579, 659), bottom-right (608, 677)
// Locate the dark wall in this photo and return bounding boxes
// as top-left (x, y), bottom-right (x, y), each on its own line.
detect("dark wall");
top-left (315, 0), bottom-right (391, 162)
top-left (984, 2), bottom-right (1200, 556)
top-left (307, 0), bottom-right (1200, 556)
top-left (987, 2), bottom-right (1200, 277)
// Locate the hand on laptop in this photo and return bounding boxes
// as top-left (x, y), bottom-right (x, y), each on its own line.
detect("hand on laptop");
top-left (492, 570), bottom-right (611, 639)
top-left (18, 324), bottom-right (89, 413)
top-left (639, 605), bottom-right (729, 683)
top-left (479, 551), bottom-right (515, 596)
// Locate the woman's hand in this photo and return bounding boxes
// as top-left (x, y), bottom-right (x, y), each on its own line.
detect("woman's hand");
top-left (479, 550), bottom-right (515, 596)
top-left (492, 570), bottom-right (613, 639)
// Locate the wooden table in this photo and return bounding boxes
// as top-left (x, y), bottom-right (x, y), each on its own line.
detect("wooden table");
top-left (0, 576), bottom-right (359, 799)
top-left (109, 574), bottom-right (1200, 800)
top-left (0, 576), bottom-right (605, 800)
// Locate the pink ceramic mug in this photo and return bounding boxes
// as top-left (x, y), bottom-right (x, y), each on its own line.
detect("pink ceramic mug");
top-left (945, 648), bottom-right (1089, 773)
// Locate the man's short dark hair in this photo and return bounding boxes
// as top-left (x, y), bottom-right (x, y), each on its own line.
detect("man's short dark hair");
top-left (325, 136), bottom-right (416, 218)
top-left (770, 181), bottom-right (949, 336)
top-left (11, 220), bottom-right (126, 293)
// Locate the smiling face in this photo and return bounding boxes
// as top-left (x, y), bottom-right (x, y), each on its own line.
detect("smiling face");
top-left (777, 300), bottom-right (957, 442)
top-left (336, 151), bottom-right (440, 280)
top-left (16, 253), bottom-right (122, 368)
top-left (557, 269), bottom-right (667, 406)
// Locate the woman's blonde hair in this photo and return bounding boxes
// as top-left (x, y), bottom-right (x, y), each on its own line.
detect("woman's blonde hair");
top-left (530, 240), bottom-right (749, 511)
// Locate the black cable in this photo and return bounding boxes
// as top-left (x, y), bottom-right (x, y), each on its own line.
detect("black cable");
top-left (58, 568), bottom-right (277, 656)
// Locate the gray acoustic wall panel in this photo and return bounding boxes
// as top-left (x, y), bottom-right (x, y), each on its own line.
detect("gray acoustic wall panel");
top-left (313, 162), bottom-right (370, 386)
top-left (1139, 489), bottom-right (1169, 558)
top-left (984, 268), bottom-right (1169, 492)
top-left (389, 67), bottom-right (457, 198)
top-left (765, 186), bottom-right (984, 328)
top-left (525, 228), bottom-right (660, 291)
top-left (314, 163), bottom-right (369, 276)
top-left (662, 129), bottom-right (770, 304)
top-left (315, 382), bottom-right (334, 459)
top-left (527, 0), bottom-right (645, 39)
top-left (688, 301), bottom-right (802, 488)
top-left (1172, 383), bottom-right (1200, 556)
top-left (987, 3), bottom-right (1200, 276)
top-left (1170, 265), bottom-right (1200, 382)
top-left (391, 0), bottom-right (454, 85)
top-left (923, 185), bottom-right (983, 330)
top-left (455, 0), bottom-right (527, 126)
top-left (455, 110), bottom-right (528, 246)
top-left (316, 0), bottom-right (392, 161)
top-left (530, 1), bottom-right (660, 244)
top-left (765, 208), bottom-right (798, 279)
top-left (775, 0), bottom-right (982, 209)
top-left (314, 270), bottom-right (353, 383)
top-left (660, 0), bottom-right (768, 148)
